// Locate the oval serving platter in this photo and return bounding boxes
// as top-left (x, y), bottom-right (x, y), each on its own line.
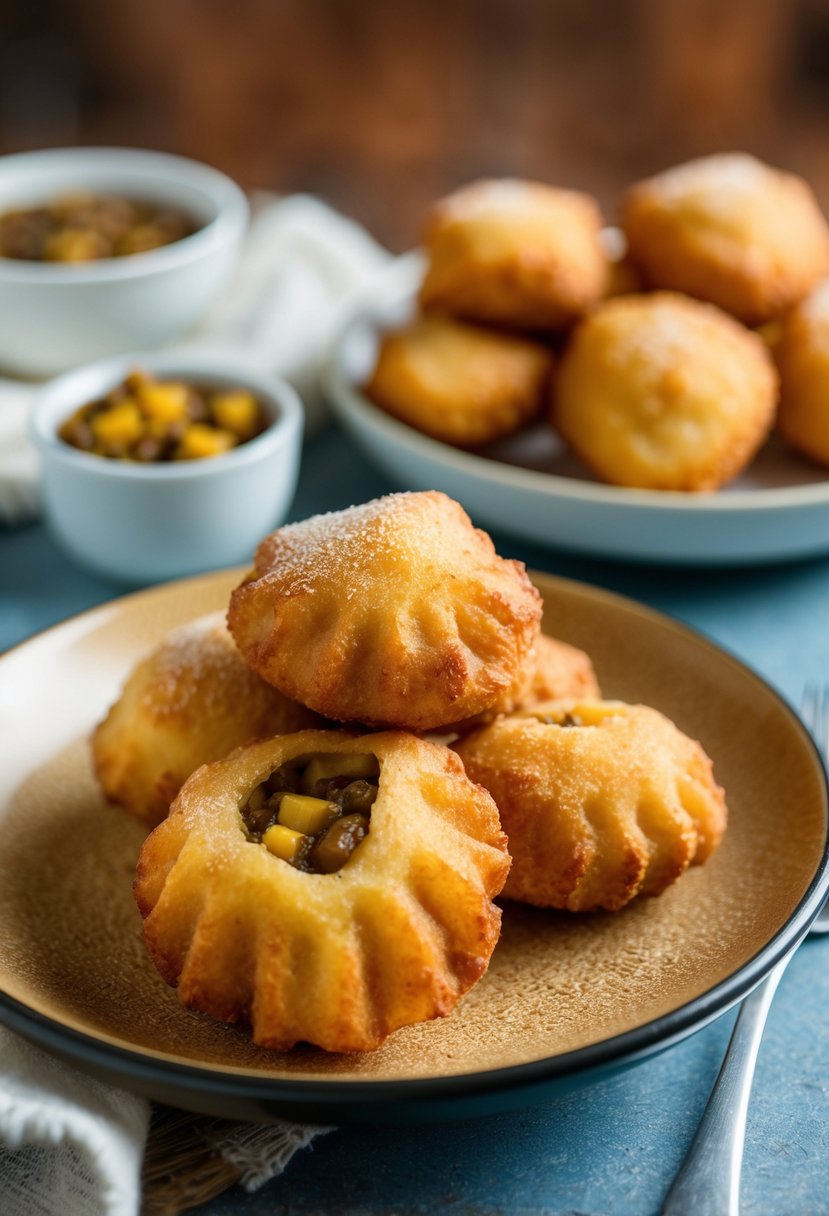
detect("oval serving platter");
top-left (0, 567), bottom-right (826, 1124)
top-left (324, 254), bottom-right (829, 566)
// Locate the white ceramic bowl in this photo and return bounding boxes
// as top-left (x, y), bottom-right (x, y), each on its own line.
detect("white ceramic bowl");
top-left (0, 147), bottom-right (249, 377)
top-left (30, 353), bottom-right (303, 584)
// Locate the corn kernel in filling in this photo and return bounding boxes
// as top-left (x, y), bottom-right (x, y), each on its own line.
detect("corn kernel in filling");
top-left (57, 368), bottom-right (268, 463)
top-left (241, 754), bottom-right (379, 874)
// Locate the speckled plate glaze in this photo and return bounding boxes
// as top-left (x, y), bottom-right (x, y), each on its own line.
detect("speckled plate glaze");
top-left (0, 568), bottom-right (827, 1124)
top-left (324, 254), bottom-right (829, 565)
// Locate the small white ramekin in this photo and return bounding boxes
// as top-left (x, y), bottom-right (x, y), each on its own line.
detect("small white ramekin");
top-left (0, 147), bottom-right (249, 377)
top-left (30, 352), bottom-right (303, 585)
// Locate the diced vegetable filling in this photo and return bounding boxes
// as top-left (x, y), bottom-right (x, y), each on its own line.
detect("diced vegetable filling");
top-left (241, 753), bottom-right (379, 874)
top-left (536, 710), bottom-right (584, 727)
top-left (0, 193), bottom-right (196, 262)
top-left (58, 369), bottom-right (267, 462)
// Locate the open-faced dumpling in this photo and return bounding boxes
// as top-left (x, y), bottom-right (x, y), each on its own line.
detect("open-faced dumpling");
top-left (134, 729), bottom-right (510, 1052)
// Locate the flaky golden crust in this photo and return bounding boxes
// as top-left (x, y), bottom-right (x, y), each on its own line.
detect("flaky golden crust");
top-left (452, 634), bottom-right (601, 734)
top-left (454, 700), bottom-right (727, 912)
top-left (227, 491), bottom-right (543, 731)
top-left (364, 315), bottom-right (552, 447)
top-left (621, 153), bottom-right (829, 326)
top-left (93, 613), bottom-right (322, 827)
top-left (420, 178), bottom-right (608, 332)
top-left (552, 293), bottom-right (778, 491)
top-left (134, 729), bottom-right (510, 1052)
top-left (516, 634), bottom-right (601, 708)
top-left (775, 283), bottom-right (829, 467)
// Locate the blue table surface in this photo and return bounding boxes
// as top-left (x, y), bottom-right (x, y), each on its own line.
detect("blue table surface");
top-left (3, 425), bottom-right (829, 1215)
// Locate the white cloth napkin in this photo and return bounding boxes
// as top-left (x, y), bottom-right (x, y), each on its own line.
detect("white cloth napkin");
top-left (0, 1029), bottom-right (149, 1216)
top-left (0, 1024), bottom-right (334, 1215)
top-left (0, 192), bottom-right (390, 526)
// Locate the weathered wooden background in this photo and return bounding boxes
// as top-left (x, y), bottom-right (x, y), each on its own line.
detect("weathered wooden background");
top-left (2, 0), bottom-right (829, 248)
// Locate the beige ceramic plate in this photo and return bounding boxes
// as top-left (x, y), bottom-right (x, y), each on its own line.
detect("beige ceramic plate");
top-left (0, 569), bottom-right (826, 1123)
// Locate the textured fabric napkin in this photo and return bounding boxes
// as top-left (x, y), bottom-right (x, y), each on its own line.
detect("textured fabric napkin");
top-left (0, 191), bottom-right (390, 526)
top-left (0, 1027), bottom-right (335, 1216)
top-left (0, 192), bottom-right (387, 1214)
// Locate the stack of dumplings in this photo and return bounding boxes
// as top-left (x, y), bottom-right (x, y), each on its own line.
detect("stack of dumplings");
top-left (96, 491), bottom-right (727, 1054)
top-left (365, 153), bottom-right (829, 489)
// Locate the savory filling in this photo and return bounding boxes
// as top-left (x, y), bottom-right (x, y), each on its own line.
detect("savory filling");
top-left (58, 369), bottom-right (267, 462)
top-left (0, 193), bottom-right (197, 262)
top-left (532, 710), bottom-right (584, 727)
top-left (241, 753), bottom-right (380, 874)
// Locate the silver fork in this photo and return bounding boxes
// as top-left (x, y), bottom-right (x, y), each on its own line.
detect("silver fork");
top-left (661, 684), bottom-right (829, 1216)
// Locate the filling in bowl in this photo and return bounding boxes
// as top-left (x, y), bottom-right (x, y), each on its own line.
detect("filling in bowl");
top-left (0, 193), bottom-right (198, 262)
top-left (58, 369), bottom-right (268, 462)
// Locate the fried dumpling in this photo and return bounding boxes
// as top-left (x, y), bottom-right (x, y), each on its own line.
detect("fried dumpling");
top-left (364, 314), bottom-right (552, 447)
top-left (621, 153), bottom-right (829, 325)
top-left (454, 700), bottom-right (726, 912)
top-left (227, 491), bottom-right (543, 731)
top-left (775, 282), bottom-right (829, 467)
top-left (451, 633), bottom-right (601, 734)
top-left (420, 178), bottom-right (608, 332)
top-left (134, 729), bottom-right (510, 1052)
top-left (515, 634), bottom-right (601, 709)
top-left (553, 293), bottom-right (777, 492)
top-left (93, 612), bottom-right (322, 827)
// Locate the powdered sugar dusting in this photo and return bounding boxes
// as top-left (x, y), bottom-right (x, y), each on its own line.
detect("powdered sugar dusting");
top-left (604, 296), bottom-right (729, 372)
top-left (801, 280), bottom-right (829, 323)
top-left (255, 491), bottom-right (465, 601)
top-left (138, 611), bottom-right (255, 716)
top-left (656, 152), bottom-right (769, 206)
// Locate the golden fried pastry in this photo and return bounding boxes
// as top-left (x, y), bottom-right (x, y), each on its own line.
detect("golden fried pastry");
top-left (135, 729), bottom-right (510, 1052)
top-left (452, 634), bottom-right (600, 735)
top-left (455, 700), bottom-right (727, 912)
top-left (516, 634), bottom-right (601, 708)
top-left (420, 178), bottom-right (608, 332)
top-left (553, 293), bottom-right (777, 491)
top-left (621, 153), bottom-right (829, 325)
top-left (774, 283), bottom-right (829, 467)
top-left (227, 491), bottom-right (543, 731)
top-left (364, 315), bottom-right (552, 447)
top-left (93, 612), bottom-right (322, 827)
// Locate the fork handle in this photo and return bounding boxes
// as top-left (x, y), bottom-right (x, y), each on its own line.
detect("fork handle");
top-left (661, 952), bottom-right (792, 1216)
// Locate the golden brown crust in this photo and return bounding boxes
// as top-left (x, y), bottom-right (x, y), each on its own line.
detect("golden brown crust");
top-left (774, 283), bottom-right (829, 467)
top-left (552, 292), bottom-right (778, 491)
top-left (452, 633), bottom-right (601, 734)
top-left (420, 178), bottom-right (608, 332)
top-left (621, 153), bottom-right (829, 325)
top-left (516, 634), bottom-right (601, 708)
top-left (364, 315), bottom-right (552, 447)
top-left (134, 729), bottom-right (510, 1052)
top-left (92, 613), bottom-right (322, 827)
top-left (227, 491), bottom-right (543, 731)
top-left (454, 700), bottom-right (727, 912)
